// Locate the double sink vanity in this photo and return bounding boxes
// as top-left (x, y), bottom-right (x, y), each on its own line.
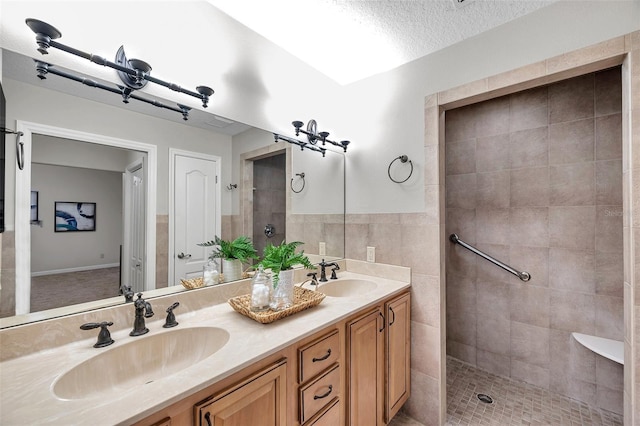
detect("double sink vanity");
top-left (0, 259), bottom-right (411, 425)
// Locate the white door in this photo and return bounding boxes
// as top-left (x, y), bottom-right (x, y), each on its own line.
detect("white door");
top-left (172, 153), bottom-right (220, 283)
top-left (122, 157), bottom-right (146, 292)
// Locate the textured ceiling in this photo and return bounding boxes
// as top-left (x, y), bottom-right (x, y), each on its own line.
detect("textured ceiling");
top-left (210, 0), bottom-right (556, 84)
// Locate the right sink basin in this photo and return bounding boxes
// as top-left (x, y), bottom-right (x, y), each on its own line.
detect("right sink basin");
top-left (317, 278), bottom-right (377, 297)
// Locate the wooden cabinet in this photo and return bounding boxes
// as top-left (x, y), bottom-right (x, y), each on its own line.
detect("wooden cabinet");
top-left (194, 359), bottom-right (287, 426)
top-left (346, 291), bottom-right (411, 425)
top-left (134, 289), bottom-right (409, 426)
top-left (384, 292), bottom-right (411, 423)
top-left (346, 307), bottom-right (385, 425)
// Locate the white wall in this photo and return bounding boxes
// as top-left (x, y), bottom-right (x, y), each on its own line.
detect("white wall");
top-left (30, 163), bottom-right (122, 273)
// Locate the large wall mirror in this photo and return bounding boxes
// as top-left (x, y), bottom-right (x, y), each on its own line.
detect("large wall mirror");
top-left (0, 49), bottom-right (345, 328)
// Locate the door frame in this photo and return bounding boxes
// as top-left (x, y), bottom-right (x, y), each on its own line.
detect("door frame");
top-left (14, 120), bottom-right (157, 314)
top-left (168, 148), bottom-right (221, 286)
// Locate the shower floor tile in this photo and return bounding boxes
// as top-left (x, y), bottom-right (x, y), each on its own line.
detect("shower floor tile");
top-left (389, 356), bottom-right (623, 426)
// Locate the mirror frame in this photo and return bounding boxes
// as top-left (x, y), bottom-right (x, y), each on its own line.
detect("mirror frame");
top-left (13, 120), bottom-right (158, 315)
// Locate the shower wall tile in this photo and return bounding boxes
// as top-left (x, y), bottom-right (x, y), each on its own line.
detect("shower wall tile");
top-left (595, 294), bottom-right (624, 340)
top-left (550, 289), bottom-right (596, 334)
top-left (476, 349), bottom-right (510, 378)
top-left (550, 329), bottom-right (596, 384)
top-left (597, 386), bottom-right (624, 416)
top-left (549, 248), bottom-right (596, 293)
top-left (596, 114), bottom-right (623, 160)
top-left (596, 159), bottom-right (623, 205)
top-left (445, 139), bottom-right (476, 175)
top-left (595, 67), bottom-right (623, 116)
top-left (550, 376), bottom-right (597, 407)
top-left (510, 167), bottom-right (549, 206)
top-left (446, 272), bottom-right (476, 314)
top-left (596, 251), bottom-right (624, 297)
top-left (445, 105), bottom-right (476, 143)
top-left (447, 312), bottom-right (477, 347)
top-left (509, 283), bottom-right (550, 328)
top-left (510, 126), bottom-right (549, 169)
top-left (509, 207), bottom-right (549, 248)
top-left (476, 134), bottom-right (510, 172)
top-left (509, 86), bottom-right (548, 133)
top-left (477, 315), bottom-right (510, 356)
top-left (410, 274), bottom-right (440, 327)
top-left (548, 73), bottom-right (594, 124)
top-left (476, 280), bottom-right (509, 321)
top-left (447, 244), bottom-right (477, 279)
top-left (509, 246), bottom-right (549, 287)
top-left (511, 321), bottom-right (550, 367)
top-left (511, 359), bottom-right (550, 389)
top-left (549, 206), bottom-right (596, 251)
top-left (476, 171), bottom-right (510, 209)
top-left (445, 208), bottom-right (475, 245)
top-left (596, 206), bottom-right (624, 254)
top-left (475, 96), bottom-right (510, 138)
top-left (446, 173), bottom-right (477, 209)
top-left (549, 162), bottom-right (595, 206)
top-left (475, 209), bottom-right (510, 245)
top-left (447, 341), bottom-right (476, 365)
top-left (597, 356), bottom-right (624, 390)
top-left (549, 118), bottom-right (595, 165)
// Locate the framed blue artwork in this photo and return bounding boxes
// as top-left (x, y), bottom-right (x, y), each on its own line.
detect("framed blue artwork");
top-left (55, 201), bottom-right (96, 232)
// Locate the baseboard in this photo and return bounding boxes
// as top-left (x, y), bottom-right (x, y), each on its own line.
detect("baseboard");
top-left (31, 263), bottom-right (120, 277)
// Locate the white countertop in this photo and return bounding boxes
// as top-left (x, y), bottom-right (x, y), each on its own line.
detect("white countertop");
top-left (0, 271), bottom-right (410, 425)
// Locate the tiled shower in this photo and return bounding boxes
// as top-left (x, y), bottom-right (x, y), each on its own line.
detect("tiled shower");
top-left (445, 68), bottom-right (624, 415)
top-left (252, 154), bottom-right (286, 256)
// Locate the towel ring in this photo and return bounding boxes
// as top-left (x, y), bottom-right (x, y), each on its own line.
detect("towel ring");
top-left (388, 155), bottom-right (413, 183)
top-left (291, 172), bottom-right (305, 193)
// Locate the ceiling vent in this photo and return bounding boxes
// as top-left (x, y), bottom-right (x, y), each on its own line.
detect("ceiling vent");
top-left (205, 115), bottom-right (235, 128)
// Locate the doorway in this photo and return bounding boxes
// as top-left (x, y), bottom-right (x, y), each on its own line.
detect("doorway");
top-left (252, 153), bottom-right (286, 256)
top-left (13, 120), bottom-right (157, 315)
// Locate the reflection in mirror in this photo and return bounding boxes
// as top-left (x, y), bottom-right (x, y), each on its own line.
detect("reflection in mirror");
top-left (0, 49), bottom-right (345, 328)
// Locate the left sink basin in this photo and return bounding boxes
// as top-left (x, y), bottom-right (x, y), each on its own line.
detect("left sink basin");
top-left (52, 326), bottom-right (230, 400)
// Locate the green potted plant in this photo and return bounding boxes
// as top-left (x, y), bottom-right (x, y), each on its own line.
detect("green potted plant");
top-left (254, 240), bottom-right (315, 310)
top-left (198, 236), bottom-right (258, 282)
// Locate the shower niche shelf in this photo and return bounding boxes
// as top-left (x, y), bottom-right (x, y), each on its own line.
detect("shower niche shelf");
top-left (571, 332), bottom-right (623, 365)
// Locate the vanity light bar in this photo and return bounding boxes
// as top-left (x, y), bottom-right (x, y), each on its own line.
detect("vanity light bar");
top-left (273, 133), bottom-right (327, 157)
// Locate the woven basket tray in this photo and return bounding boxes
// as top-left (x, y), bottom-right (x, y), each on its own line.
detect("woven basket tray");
top-left (228, 286), bottom-right (325, 324)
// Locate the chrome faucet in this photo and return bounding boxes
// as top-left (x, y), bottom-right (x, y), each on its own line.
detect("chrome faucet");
top-left (319, 259), bottom-right (339, 282)
top-left (130, 293), bottom-right (154, 336)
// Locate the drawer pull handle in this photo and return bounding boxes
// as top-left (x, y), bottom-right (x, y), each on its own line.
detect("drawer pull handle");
top-left (379, 312), bottom-right (385, 332)
top-left (389, 306), bottom-right (396, 326)
top-left (313, 385), bottom-right (333, 400)
top-left (312, 349), bottom-right (332, 362)
top-left (204, 412), bottom-right (212, 426)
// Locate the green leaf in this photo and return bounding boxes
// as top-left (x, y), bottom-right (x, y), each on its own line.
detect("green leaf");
top-left (254, 240), bottom-right (315, 282)
top-left (198, 236), bottom-right (258, 264)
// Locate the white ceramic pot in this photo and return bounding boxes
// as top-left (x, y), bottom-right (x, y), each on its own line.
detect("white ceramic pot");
top-left (222, 258), bottom-right (242, 282)
top-left (270, 269), bottom-right (295, 311)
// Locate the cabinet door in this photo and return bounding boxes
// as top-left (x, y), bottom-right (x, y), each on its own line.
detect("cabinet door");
top-left (195, 359), bottom-right (287, 426)
top-left (347, 308), bottom-right (384, 426)
top-left (385, 292), bottom-right (411, 423)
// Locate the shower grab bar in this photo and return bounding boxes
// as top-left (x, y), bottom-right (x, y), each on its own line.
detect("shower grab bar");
top-left (449, 234), bottom-right (531, 282)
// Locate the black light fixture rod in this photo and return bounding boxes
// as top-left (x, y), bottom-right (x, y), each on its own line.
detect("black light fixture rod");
top-left (273, 134), bottom-right (326, 157)
top-left (38, 61), bottom-right (189, 120)
top-left (48, 40), bottom-right (136, 76)
top-left (144, 75), bottom-right (204, 101)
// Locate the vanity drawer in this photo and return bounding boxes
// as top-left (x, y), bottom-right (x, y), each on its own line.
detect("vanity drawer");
top-left (299, 364), bottom-right (340, 423)
top-left (304, 398), bottom-right (340, 426)
top-left (299, 329), bottom-right (340, 383)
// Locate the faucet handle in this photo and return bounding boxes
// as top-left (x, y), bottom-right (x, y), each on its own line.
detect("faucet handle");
top-left (80, 321), bottom-right (115, 348)
top-left (330, 265), bottom-right (340, 280)
top-left (163, 302), bottom-right (180, 328)
top-left (306, 272), bottom-right (318, 286)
